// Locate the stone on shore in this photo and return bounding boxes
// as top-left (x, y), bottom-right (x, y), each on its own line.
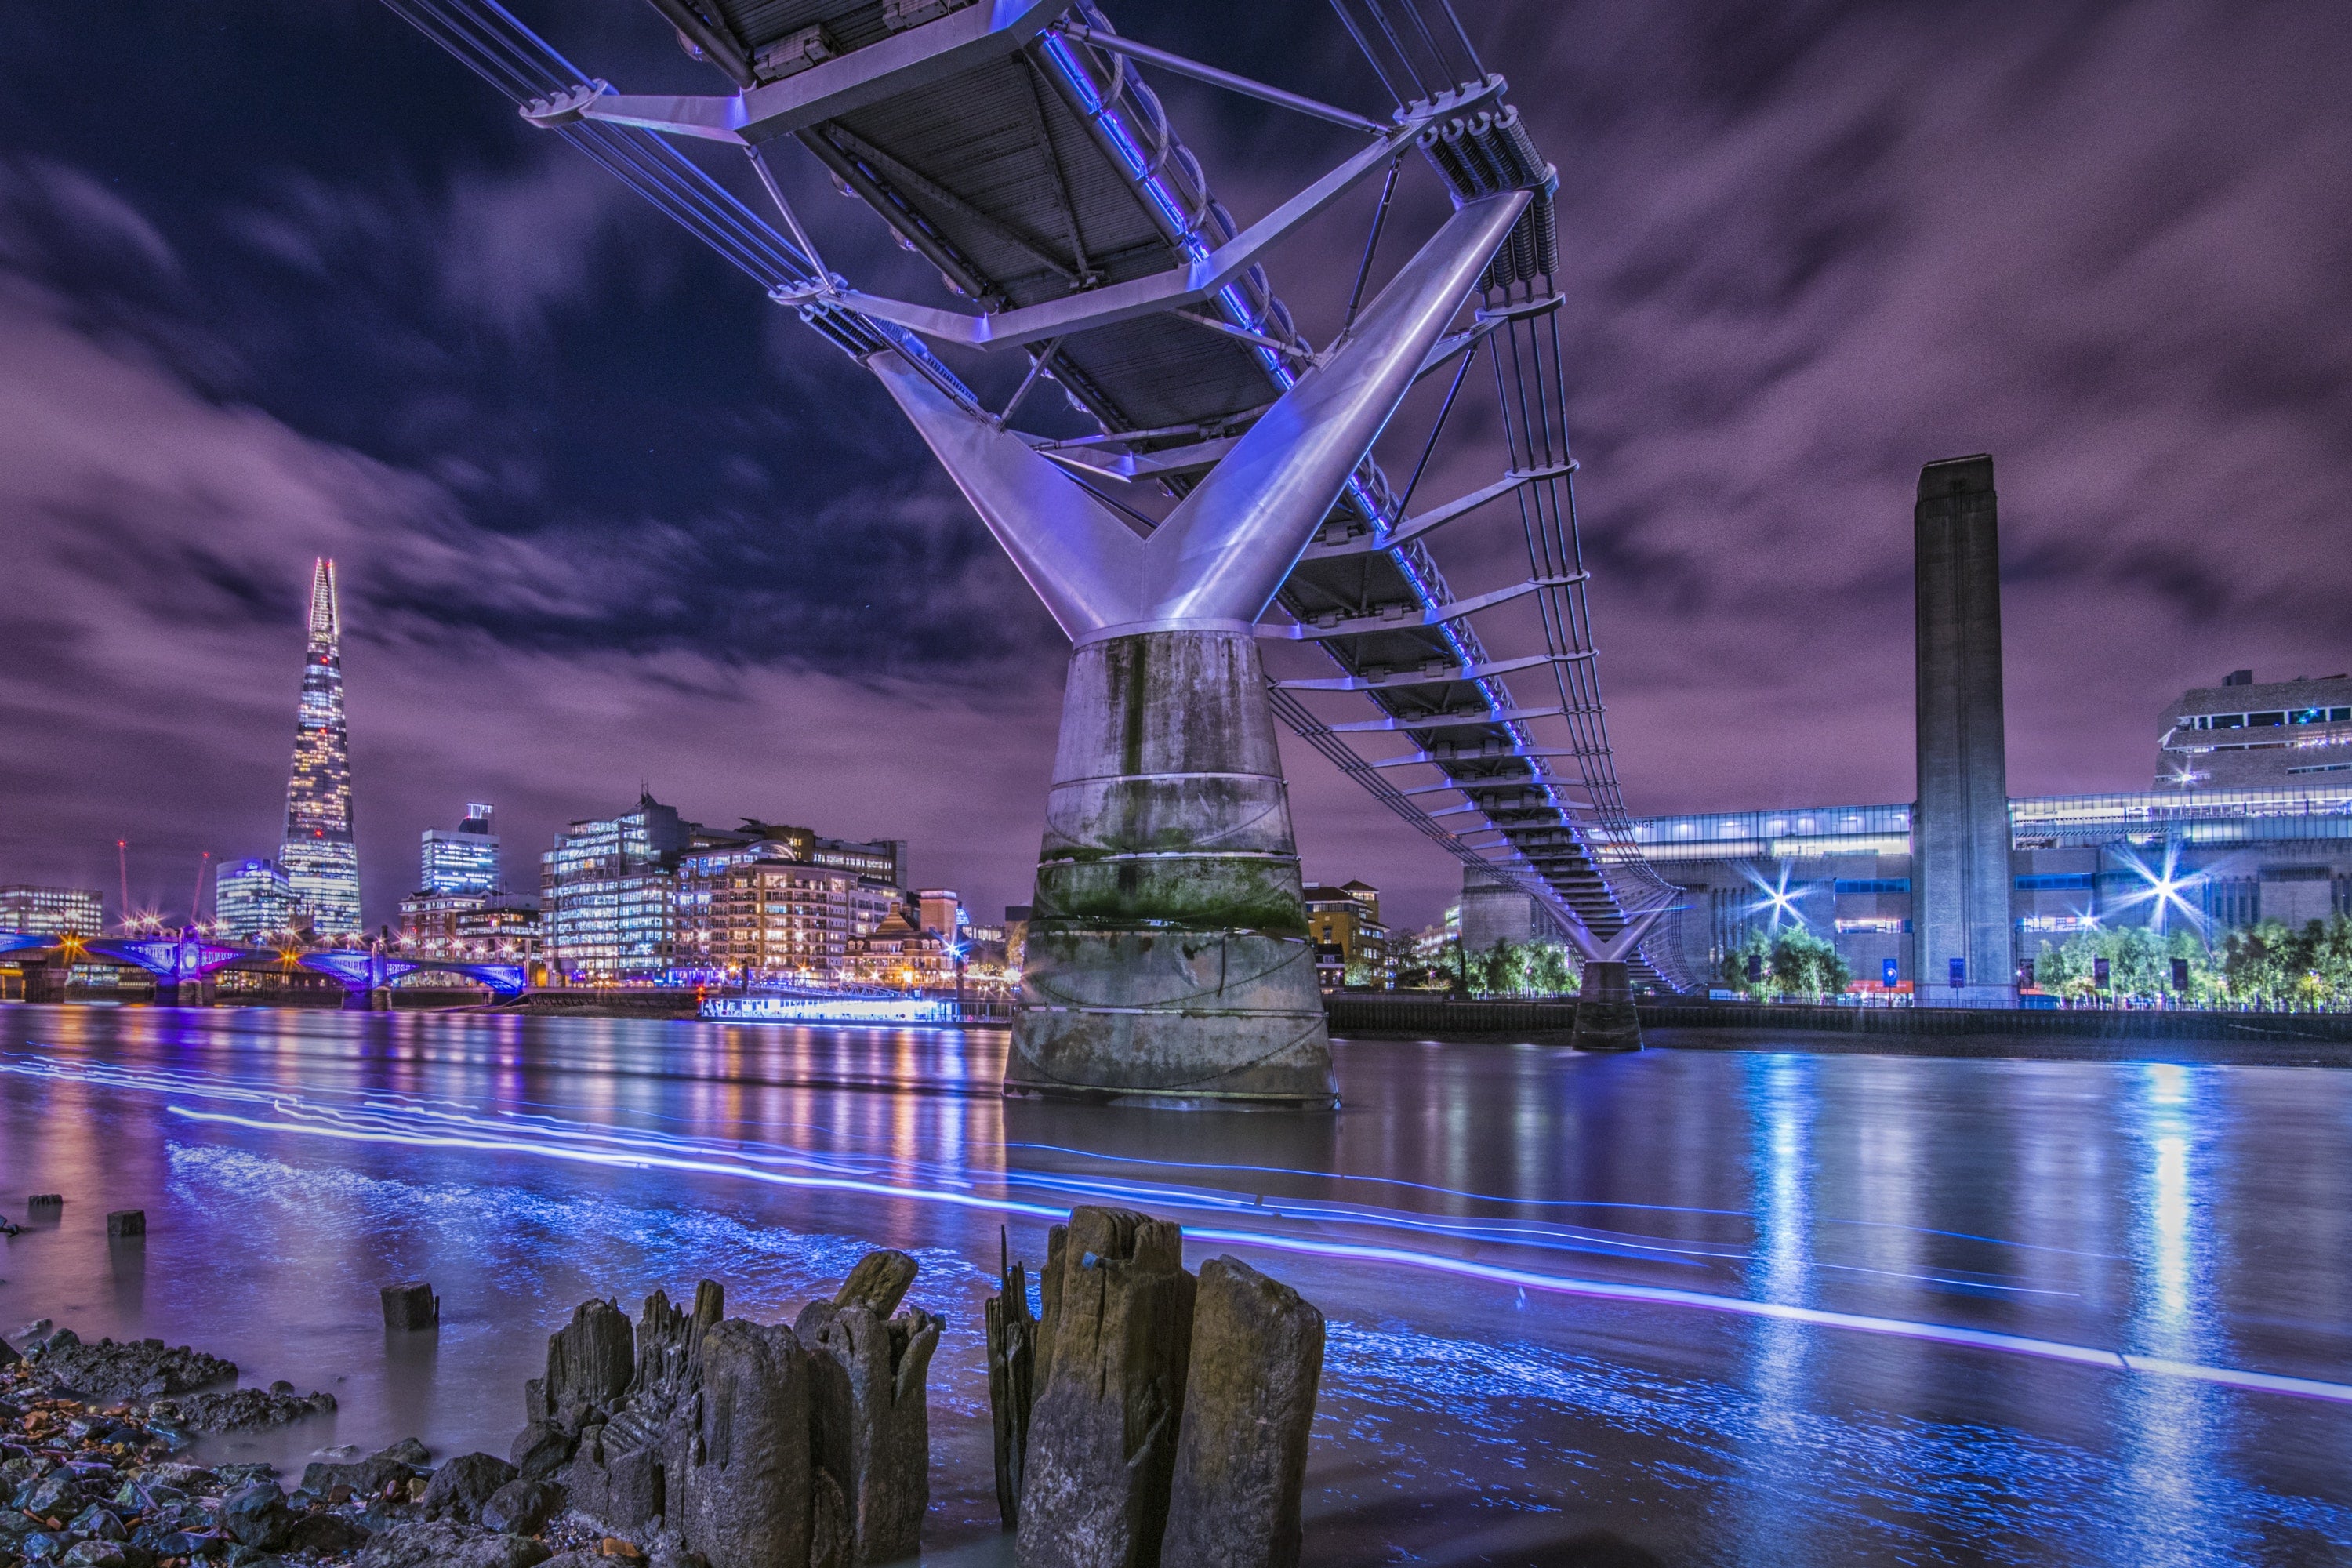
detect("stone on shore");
top-left (222, 1479), bottom-right (299, 1549)
top-left (511, 1416), bottom-right (577, 1479)
top-left (303, 1437), bottom-right (430, 1499)
top-left (1014, 1207), bottom-right (1196, 1568)
top-left (535, 1298), bottom-right (637, 1423)
top-left (150, 1379), bottom-right (336, 1432)
top-left (423, 1451), bottom-right (521, 1524)
top-left (356, 1519), bottom-right (554, 1568)
top-left (382, 1282), bottom-right (441, 1331)
top-left (1160, 1256), bottom-right (1325, 1568)
top-left (25, 1330), bottom-right (236, 1404)
top-left (668, 1319), bottom-right (811, 1568)
top-left (984, 1246), bottom-right (1038, 1530)
top-left (483, 1476), bottom-right (564, 1535)
top-left (557, 1283), bottom-right (718, 1535)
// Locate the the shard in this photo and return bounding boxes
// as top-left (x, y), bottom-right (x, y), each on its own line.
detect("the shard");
top-left (281, 557), bottom-right (361, 935)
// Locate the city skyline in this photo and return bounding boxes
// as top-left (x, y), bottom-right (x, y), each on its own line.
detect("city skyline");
top-left (3, 2), bottom-right (2350, 934)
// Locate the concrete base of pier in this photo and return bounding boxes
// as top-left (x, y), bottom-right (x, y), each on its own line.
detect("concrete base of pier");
top-left (23, 960), bottom-right (71, 1005)
top-left (1570, 960), bottom-right (1642, 1051)
top-left (1007, 630), bottom-right (1338, 1110)
top-left (343, 985), bottom-right (393, 1012)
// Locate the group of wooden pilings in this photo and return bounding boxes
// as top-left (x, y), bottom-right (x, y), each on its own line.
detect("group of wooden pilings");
top-left (519, 1206), bottom-right (1323, 1568)
top-left (520, 1253), bottom-right (941, 1568)
top-left (986, 1207), bottom-right (1327, 1568)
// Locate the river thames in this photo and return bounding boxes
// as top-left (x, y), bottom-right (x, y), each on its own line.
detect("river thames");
top-left (1, 1006), bottom-right (2347, 1566)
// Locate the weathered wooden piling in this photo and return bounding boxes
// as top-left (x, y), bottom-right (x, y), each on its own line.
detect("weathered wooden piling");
top-left (1015, 1207), bottom-right (1196, 1568)
top-left (379, 1282), bottom-right (440, 1332)
top-left (985, 1229), bottom-right (1038, 1530)
top-left (1160, 1257), bottom-right (1325, 1568)
top-left (671, 1319), bottom-right (811, 1568)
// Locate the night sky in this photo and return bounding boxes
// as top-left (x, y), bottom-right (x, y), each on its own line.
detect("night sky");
top-left (3, 1), bottom-right (2348, 932)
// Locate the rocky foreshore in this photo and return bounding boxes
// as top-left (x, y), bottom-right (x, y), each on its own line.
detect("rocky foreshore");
top-left (5, 1207), bottom-right (1331, 1568)
top-left (0, 1327), bottom-right (636, 1568)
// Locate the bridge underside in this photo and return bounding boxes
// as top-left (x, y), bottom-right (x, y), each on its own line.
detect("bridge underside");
top-left (387, 0), bottom-right (1695, 1102)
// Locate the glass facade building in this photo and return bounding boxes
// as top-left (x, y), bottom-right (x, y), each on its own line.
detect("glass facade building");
top-left (542, 800), bottom-right (910, 983)
top-left (422, 803), bottom-right (501, 896)
top-left (214, 859), bottom-right (298, 942)
top-left (0, 885), bottom-right (105, 937)
top-left (279, 557), bottom-right (361, 935)
top-left (540, 796), bottom-right (691, 981)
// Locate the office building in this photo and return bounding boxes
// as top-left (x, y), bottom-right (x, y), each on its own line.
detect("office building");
top-left (400, 889), bottom-right (540, 960)
top-left (1305, 880), bottom-right (1392, 989)
top-left (1912, 456), bottom-right (2016, 1005)
top-left (280, 557), bottom-right (362, 934)
top-left (2154, 671), bottom-right (2352, 789)
top-left (456, 900), bottom-right (540, 957)
top-left (422, 804), bottom-right (501, 896)
top-left (540, 794), bottom-right (692, 981)
top-left (214, 860), bottom-right (298, 942)
top-left (542, 799), bottom-right (907, 982)
top-left (0, 885), bottom-right (104, 937)
top-left (813, 836), bottom-right (909, 888)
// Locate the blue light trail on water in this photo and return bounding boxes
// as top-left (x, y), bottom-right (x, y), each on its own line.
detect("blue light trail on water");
top-left (6, 1051), bottom-right (2339, 1411)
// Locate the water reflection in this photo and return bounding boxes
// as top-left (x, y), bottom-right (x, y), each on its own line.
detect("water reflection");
top-left (0, 1010), bottom-right (2348, 1566)
top-left (2115, 1063), bottom-right (2230, 1566)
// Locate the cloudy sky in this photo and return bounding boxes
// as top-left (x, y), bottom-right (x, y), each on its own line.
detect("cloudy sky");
top-left (2, 0), bottom-right (2347, 932)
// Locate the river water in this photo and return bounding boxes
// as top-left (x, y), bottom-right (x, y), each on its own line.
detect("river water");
top-left (0, 1005), bottom-right (2347, 1566)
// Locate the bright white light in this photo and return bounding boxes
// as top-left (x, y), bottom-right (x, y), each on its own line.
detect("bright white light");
top-left (1740, 862), bottom-right (1809, 930)
top-left (2107, 843), bottom-right (2207, 935)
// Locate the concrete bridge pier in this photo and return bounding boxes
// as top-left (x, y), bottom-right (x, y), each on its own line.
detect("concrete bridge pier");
top-left (343, 985), bottom-right (394, 1012)
top-left (153, 977), bottom-right (216, 1007)
top-left (1014, 628), bottom-right (1330, 1107)
top-left (1570, 960), bottom-right (1642, 1051)
top-left (24, 956), bottom-right (71, 1005)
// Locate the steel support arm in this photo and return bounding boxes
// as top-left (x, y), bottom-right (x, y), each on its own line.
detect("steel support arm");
top-left (1591, 895), bottom-right (1682, 963)
top-left (1143, 191), bottom-right (1530, 626)
top-left (1274, 649), bottom-right (1585, 691)
top-left (866, 190), bottom-right (1529, 641)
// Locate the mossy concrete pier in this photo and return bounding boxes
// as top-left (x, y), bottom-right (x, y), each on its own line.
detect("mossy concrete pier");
top-left (1009, 629), bottom-right (1337, 1109)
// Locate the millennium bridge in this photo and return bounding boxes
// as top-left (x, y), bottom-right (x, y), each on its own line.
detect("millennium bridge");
top-left (373, 0), bottom-right (1690, 1102)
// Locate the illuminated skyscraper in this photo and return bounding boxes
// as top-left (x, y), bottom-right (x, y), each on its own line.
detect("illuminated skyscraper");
top-left (280, 557), bottom-right (361, 935)
top-left (215, 858), bottom-right (298, 942)
top-left (422, 803), bottom-right (500, 895)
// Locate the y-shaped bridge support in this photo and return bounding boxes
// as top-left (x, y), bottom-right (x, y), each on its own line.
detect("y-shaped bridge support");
top-left (866, 191), bottom-right (1528, 1108)
top-left (1563, 895), bottom-right (1680, 1053)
